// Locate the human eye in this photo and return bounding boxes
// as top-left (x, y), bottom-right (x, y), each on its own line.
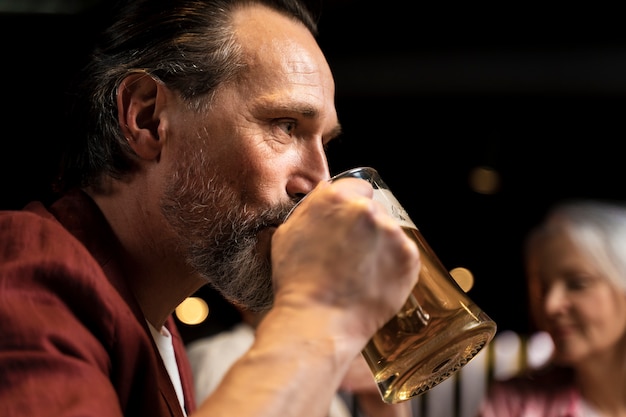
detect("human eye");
top-left (565, 273), bottom-right (594, 291)
top-left (273, 119), bottom-right (296, 137)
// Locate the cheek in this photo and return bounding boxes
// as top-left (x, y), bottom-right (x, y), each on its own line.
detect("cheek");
top-left (605, 295), bottom-right (626, 331)
top-left (238, 156), bottom-right (286, 195)
top-left (585, 294), bottom-right (626, 334)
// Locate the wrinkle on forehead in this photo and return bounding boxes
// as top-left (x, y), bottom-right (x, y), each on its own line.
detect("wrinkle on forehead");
top-left (231, 4), bottom-right (333, 90)
top-left (221, 3), bottom-right (338, 137)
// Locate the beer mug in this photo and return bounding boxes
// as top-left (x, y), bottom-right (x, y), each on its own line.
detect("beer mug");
top-left (330, 167), bottom-right (496, 403)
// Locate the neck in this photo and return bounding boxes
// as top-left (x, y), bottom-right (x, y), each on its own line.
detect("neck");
top-left (84, 181), bottom-right (205, 328)
top-left (575, 353), bottom-right (626, 417)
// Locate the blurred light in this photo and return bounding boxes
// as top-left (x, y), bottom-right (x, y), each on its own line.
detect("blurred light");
top-left (450, 267), bottom-right (474, 292)
top-left (175, 296), bottom-right (209, 325)
top-left (492, 330), bottom-right (523, 380)
top-left (527, 331), bottom-right (554, 369)
top-left (469, 165), bottom-right (501, 195)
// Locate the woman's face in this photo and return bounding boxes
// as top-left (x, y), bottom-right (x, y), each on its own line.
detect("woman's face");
top-left (526, 232), bottom-right (626, 366)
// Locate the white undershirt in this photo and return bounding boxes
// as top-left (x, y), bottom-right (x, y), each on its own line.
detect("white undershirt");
top-left (580, 398), bottom-right (602, 417)
top-left (148, 321), bottom-right (187, 416)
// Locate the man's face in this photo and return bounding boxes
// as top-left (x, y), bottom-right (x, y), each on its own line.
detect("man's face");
top-left (160, 4), bottom-right (341, 310)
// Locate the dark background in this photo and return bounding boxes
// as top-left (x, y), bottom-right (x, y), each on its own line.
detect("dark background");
top-left (2, 0), bottom-right (626, 341)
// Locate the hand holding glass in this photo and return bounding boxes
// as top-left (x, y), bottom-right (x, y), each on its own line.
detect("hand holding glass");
top-left (290, 167), bottom-right (497, 404)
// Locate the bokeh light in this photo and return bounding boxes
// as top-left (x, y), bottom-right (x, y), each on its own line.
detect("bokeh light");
top-left (450, 267), bottom-right (474, 292)
top-left (469, 165), bottom-right (501, 195)
top-left (175, 296), bottom-right (209, 325)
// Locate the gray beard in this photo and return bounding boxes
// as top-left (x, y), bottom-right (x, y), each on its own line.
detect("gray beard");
top-left (160, 164), bottom-right (292, 312)
top-left (188, 219), bottom-right (275, 312)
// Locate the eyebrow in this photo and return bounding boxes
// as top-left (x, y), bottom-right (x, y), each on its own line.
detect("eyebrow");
top-left (264, 100), bottom-right (318, 118)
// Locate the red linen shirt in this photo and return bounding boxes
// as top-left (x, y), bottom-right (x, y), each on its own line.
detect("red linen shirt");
top-left (0, 189), bottom-right (196, 417)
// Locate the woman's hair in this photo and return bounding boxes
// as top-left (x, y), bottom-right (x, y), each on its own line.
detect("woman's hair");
top-left (57, 0), bottom-right (318, 192)
top-left (525, 199), bottom-right (626, 292)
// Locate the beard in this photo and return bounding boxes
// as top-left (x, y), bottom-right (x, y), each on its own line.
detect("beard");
top-left (160, 155), bottom-right (293, 312)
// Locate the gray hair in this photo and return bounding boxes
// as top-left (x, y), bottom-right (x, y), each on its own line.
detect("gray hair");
top-left (526, 199), bottom-right (626, 292)
top-left (58, 0), bottom-right (318, 192)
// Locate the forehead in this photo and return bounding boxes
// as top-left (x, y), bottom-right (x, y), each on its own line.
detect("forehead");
top-left (230, 4), bottom-right (332, 84)
top-left (527, 233), bottom-right (590, 273)
top-left (231, 4), bottom-right (313, 46)
top-left (223, 4), bottom-right (336, 124)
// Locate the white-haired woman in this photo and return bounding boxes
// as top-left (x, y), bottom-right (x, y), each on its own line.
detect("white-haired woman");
top-left (477, 199), bottom-right (626, 417)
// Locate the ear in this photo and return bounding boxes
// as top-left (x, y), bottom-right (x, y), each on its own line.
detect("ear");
top-left (117, 72), bottom-right (163, 161)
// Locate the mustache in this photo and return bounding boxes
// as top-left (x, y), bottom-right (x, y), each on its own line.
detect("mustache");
top-left (248, 200), bottom-right (297, 231)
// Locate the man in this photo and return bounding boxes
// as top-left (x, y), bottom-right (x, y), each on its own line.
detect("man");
top-left (0, 1), bottom-right (420, 416)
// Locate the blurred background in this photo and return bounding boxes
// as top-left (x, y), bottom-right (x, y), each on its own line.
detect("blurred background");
top-left (2, 0), bottom-right (626, 340)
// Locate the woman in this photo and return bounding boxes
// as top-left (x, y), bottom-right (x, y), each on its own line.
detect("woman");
top-left (477, 200), bottom-right (626, 417)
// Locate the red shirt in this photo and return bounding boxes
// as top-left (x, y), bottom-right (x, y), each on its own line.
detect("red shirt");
top-left (0, 189), bottom-right (196, 417)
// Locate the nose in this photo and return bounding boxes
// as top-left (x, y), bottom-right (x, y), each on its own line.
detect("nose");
top-left (286, 142), bottom-right (330, 201)
top-left (543, 283), bottom-right (569, 317)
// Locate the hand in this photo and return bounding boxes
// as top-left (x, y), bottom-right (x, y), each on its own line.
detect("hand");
top-left (271, 177), bottom-right (420, 346)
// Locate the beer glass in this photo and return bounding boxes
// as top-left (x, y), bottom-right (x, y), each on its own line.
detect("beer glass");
top-left (323, 167), bottom-right (497, 403)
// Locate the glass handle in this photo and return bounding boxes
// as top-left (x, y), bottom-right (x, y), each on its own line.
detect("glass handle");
top-left (397, 293), bottom-right (430, 332)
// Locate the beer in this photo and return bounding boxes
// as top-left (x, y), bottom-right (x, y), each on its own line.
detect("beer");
top-left (362, 226), bottom-right (497, 403)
